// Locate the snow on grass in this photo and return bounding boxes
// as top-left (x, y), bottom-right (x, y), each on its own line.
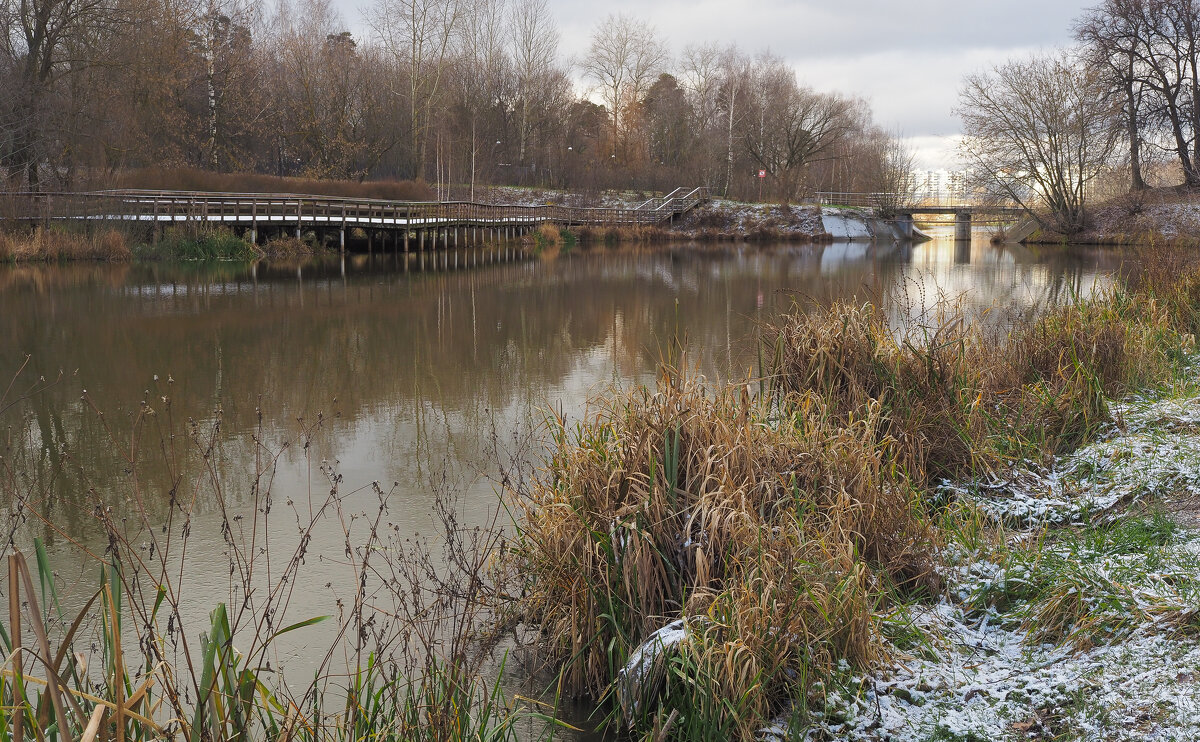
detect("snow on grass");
top-left (805, 600), bottom-right (1200, 741)
top-left (939, 388), bottom-right (1200, 526)
top-left (769, 383), bottom-right (1200, 741)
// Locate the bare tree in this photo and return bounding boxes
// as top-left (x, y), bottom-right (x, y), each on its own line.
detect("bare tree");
top-left (1075, 0), bottom-right (1200, 186)
top-left (679, 41), bottom-right (724, 184)
top-left (509, 0), bottom-right (556, 167)
top-left (870, 130), bottom-right (918, 216)
top-left (369, 0), bottom-right (463, 180)
top-left (1077, 0), bottom-right (1159, 190)
top-left (716, 46), bottom-right (750, 197)
top-left (272, 0), bottom-right (394, 179)
top-left (957, 51), bottom-right (1121, 235)
top-left (454, 0), bottom-right (509, 197)
top-left (743, 54), bottom-right (854, 203)
top-left (0, 0), bottom-right (123, 186)
top-left (580, 13), bottom-right (668, 161)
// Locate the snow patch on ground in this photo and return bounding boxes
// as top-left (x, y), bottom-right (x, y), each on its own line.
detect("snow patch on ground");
top-left (785, 385), bottom-right (1200, 741)
top-left (806, 600), bottom-right (1200, 741)
top-left (1080, 199), bottom-right (1200, 243)
top-left (939, 392), bottom-right (1200, 526)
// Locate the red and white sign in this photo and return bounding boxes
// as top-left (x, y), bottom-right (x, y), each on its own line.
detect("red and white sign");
top-left (757, 169), bottom-right (766, 178)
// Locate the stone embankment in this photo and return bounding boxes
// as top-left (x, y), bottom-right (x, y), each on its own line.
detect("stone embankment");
top-left (491, 187), bottom-right (930, 242)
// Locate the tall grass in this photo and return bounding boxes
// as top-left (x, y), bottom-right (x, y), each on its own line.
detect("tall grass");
top-left (507, 247), bottom-right (1200, 740)
top-left (766, 290), bottom-right (1173, 485)
top-left (134, 226), bottom-right (258, 261)
top-left (0, 228), bottom-right (131, 262)
top-left (510, 368), bottom-right (935, 738)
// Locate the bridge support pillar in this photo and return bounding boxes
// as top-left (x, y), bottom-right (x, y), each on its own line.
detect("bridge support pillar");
top-left (419, 230), bottom-right (425, 251)
top-left (895, 214), bottom-right (914, 239)
top-left (955, 211), bottom-right (971, 241)
top-left (339, 227), bottom-right (345, 254)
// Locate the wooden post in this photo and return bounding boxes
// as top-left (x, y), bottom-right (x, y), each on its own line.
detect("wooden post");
top-left (295, 199), bottom-right (302, 239)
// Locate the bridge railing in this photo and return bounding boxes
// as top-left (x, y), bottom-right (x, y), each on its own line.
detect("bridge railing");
top-left (0, 189), bottom-right (710, 228)
top-left (814, 191), bottom-right (1021, 211)
top-left (814, 192), bottom-right (892, 208)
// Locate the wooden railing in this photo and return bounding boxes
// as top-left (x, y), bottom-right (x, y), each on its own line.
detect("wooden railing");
top-left (0, 188), bottom-right (710, 229)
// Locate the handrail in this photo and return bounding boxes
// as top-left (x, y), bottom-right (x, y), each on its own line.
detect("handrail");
top-left (814, 191), bottom-right (1020, 211)
top-left (0, 188), bottom-right (711, 228)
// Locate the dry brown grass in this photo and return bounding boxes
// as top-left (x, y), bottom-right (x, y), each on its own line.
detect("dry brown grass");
top-left (0, 227), bottom-right (131, 262)
top-left (568, 224), bottom-right (672, 244)
top-left (766, 291), bottom-right (1173, 485)
top-left (111, 167), bottom-right (434, 201)
top-left (261, 235), bottom-right (315, 259)
top-left (510, 246), bottom-right (1200, 740)
top-left (512, 369), bottom-right (934, 729)
top-left (535, 222), bottom-right (562, 247)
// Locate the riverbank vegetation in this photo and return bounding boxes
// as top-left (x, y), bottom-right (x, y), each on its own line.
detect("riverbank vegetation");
top-left (4, 247), bottom-right (1200, 739)
top-left (0, 224), bottom-right (337, 262)
top-left (0, 363), bottom-right (539, 741)
top-left (0, 228), bottom-right (132, 262)
top-left (506, 246), bottom-right (1200, 739)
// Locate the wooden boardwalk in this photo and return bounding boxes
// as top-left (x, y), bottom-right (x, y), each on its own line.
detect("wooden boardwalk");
top-left (1, 187), bottom-right (709, 249)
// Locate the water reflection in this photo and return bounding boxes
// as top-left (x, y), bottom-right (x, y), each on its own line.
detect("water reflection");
top-left (0, 237), bottom-right (1122, 533)
top-left (0, 234), bottom-right (1122, 726)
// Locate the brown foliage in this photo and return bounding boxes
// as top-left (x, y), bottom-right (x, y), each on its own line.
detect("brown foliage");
top-left (0, 228), bottom-right (131, 262)
top-left (768, 292), bottom-right (1171, 486)
top-left (513, 369), bottom-right (933, 708)
top-left (110, 168), bottom-right (434, 201)
top-left (261, 236), bottom-right (316, 259)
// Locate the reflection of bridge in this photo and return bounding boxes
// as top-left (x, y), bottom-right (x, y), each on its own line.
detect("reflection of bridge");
top-left (1, 187), bottom-right (709, 250)
top-left (815, 192), bottom-right (1026, 240)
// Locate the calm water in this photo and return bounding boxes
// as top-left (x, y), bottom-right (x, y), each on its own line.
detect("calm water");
top-left (0, 231), bottom-right (1121, 731)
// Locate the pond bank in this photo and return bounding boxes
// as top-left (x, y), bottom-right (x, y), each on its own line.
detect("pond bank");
top-left (0, 225), bottom-right (327, 262)
top-left (0, 239), bottom-right (1158, 740)
top-left (1016, 188), bottom-right (1200, 247)
top-left (1, 190), bottom-right (909, 263)
top-left (508, 247), bottom-right (1200, 740)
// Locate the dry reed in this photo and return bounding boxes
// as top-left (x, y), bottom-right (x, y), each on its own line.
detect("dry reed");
top-left (511, 368), bottom-right (934, 735)
top-left (0, 228), bottom-right (131, 262)
top-left (510, 248), bottom-right (1200, 739)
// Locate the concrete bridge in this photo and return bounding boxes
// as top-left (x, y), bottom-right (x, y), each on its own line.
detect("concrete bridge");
top-left (1, 187), bottom-right (709, 251)
top-left (815, 192), bottom-right (1025, 240)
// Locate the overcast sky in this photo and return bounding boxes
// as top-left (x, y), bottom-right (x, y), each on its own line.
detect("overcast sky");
top-left (340, 0), bottom-right (1096, 170)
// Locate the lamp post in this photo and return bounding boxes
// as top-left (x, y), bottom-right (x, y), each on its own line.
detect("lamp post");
top-left (490, 140), bottom-right (502, 203)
